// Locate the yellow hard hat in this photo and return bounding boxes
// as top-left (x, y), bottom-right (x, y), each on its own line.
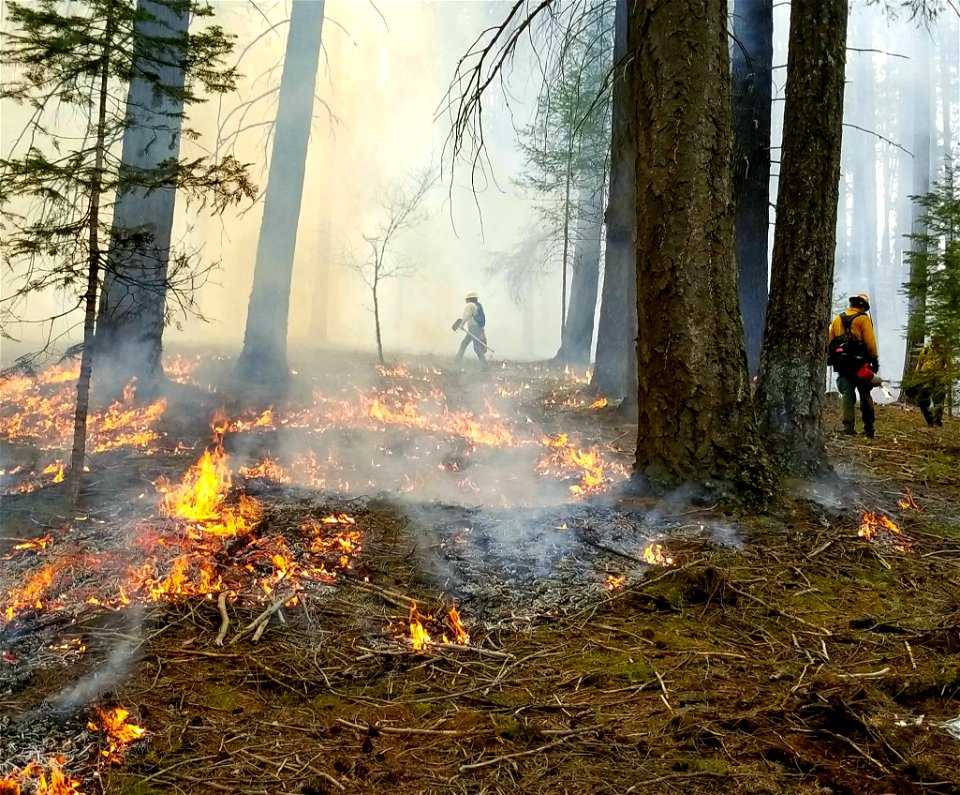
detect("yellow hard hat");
top-left (849, 293), bottom-right (870, 308)
top-left (465, 291), bottom-right (478, 300)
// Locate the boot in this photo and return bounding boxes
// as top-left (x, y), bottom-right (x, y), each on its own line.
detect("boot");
top-left (863, 425), bottom-right (875, 439)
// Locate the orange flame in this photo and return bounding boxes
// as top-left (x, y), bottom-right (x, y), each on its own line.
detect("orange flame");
top-left (537, 434), bottom-right (625, 496)
top-left (605, 574), bottom-right (626, 590)
top-left (158, 445), bottom-right (259, 537)
top-left (239, 458), bottom-right (288, 482)
top-left (10, 534), bottom-right (53, 554)
top-left (446, 605), bottom-right (470, 645)
top-left (409, 603), bottom-right (432, 651)
top-left (641, 543), bottom-right (674, 566)
top-left (0, 758), bottom-right (83, 795)
top-left (87, 706), bottom-right (146, 763)
top-left (857, 512), bottom-right (915, 553)
top-left (897, 489), bottom-right (922, 512)
top-left (858, 512), bottom-right (904, 541)
top-left (3, 555), bottom-right (73, 622)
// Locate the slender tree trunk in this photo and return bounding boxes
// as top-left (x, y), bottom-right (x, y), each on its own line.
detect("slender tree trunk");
top-left (631, 0), bottom-right (766, 494)
top-left (731, 0), bottom-right (773, 377)
top-left (308, 175), bottom-right (333, 344)
top-left (95, 0), bottom-right (188, 399)
top-left (900, 31), bottom-right (932, 395)
top-left (754, 0), bottom-right (848, 474)
top-left (559, 141), bottom-right (574, 337)
top-left (373, 280), bottom-right (384, 365)
top-left (938, 16), bottom-right (957, 163)
top-left (237, 0), bottom-right (325, 384)
top-left (592, 0), bottom-right (637, 401)
top-left (70, 14), bottom-right (116, 505)
top-left (555, 182), bottom-right (604, 364)
top-left (851, 40), bottom-right (878, 323)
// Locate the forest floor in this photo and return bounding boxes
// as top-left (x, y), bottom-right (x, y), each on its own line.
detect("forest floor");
top-left (1, 351), bottom-right (958, 795)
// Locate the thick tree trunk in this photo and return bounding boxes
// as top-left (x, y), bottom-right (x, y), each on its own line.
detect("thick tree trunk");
top-left (96, 0), bottom-right (188, 398)
top-left (70, 14), bottom-right (116, 505)
top-left (592, 0), bottom-right (637, 401)
top-left (731, 0), bottom-right (773, 378)
top-left (237, 0), bottom-right (324, 384)
top-left (900, 32), bottom-right (932, 395)
top-left (754, 0), bottom-right (848, 474)
top-left (555, 183), bottom-right (604, 364)
top-left (631, 0), bottom-right (765, 494)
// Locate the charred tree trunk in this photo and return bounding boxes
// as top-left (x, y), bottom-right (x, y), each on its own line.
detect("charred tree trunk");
top-left (631, 0), bottom-right (766, 494)
top-left (731, 0), bottom-right (773, 378)
top-left (754, 0), bottom-right (848, 474)
top-left (900, 32), bottom-right (932, 396)
top-left (237, 0), bottom-right (325, 385)
top-left (555, 183), bottom-right (604, 364)
top-left (592, 0), bottom-right (637, 401)
top-left (70, 12), bottom-right (117, 506)
top-left (96, 0), bottom-right (188, 398)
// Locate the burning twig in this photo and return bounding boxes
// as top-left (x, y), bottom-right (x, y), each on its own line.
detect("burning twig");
top-left (897, 488), bottom-right (922, 512)
top-left (858, 512), bottom-right (915, 553)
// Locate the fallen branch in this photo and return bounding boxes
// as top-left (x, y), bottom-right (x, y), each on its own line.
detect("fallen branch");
top-left (214, 592), bottom-right (230, 646)
top-left (459, 732), bottom-right (585, 771)
top-left (230, 591), bottom-right (298, 644)
top-left (338, 718), bottom-right (488, 737)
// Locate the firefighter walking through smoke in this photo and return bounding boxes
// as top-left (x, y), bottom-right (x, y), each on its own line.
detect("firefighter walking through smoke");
top-left (828, 293), bottom-right (880, 437)
top-left (452, 291), bottom-right (489, 367)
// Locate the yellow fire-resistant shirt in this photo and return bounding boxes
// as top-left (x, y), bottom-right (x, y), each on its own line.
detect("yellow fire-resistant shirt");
top-left (828, 309), bottom-right (878, 359)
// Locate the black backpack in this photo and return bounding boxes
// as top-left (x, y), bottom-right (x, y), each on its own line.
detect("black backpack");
top-left (827, 312), bottom-right (868, 372)
top-left (474, 302), bottom-right (486, 328)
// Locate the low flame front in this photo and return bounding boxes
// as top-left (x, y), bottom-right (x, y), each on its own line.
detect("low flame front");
top-left (858, 511), bottom-right (914, 552)
top-left (0, 758), bottom-right (83, 795)
top-left (87, 707), bottom-right (146, 764)
top-left (405, 602), bottom-right (470, 650)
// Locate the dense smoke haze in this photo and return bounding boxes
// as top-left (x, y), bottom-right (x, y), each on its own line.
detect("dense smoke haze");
top-left (1, 0), bottom-right (957, 373)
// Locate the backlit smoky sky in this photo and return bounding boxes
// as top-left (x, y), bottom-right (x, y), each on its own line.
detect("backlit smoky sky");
top-left (0, 0), bottom-right (957, 369)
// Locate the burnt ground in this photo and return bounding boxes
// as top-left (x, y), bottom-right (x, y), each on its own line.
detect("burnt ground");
top-left (1, 355), bottom-right (959, 795)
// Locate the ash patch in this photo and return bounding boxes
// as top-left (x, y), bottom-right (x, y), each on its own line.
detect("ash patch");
top-left (399, 500), bottom-right (738, 625)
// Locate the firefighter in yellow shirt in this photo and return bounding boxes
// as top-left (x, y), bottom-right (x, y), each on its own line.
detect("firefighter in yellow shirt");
top-left (910, 334), bottom-right (953, 427)
top-left (827, 294), bottom-right (879, 437)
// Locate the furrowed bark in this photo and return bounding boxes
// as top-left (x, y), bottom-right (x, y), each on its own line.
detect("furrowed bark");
top-left (631, 0), bottom-right (766, 494)
top-left (754, 0), bottom-right (848, 474)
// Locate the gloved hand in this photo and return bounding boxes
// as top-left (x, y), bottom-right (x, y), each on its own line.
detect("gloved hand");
top-left (452, 319), bottom-right (462, 331)
top-left (870, 359), bottom-right (879, 373)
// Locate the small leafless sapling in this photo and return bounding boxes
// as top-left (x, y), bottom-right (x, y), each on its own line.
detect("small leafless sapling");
top-left (346, 168), bottom-right (436, 364)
